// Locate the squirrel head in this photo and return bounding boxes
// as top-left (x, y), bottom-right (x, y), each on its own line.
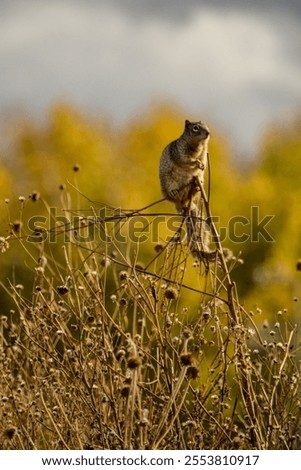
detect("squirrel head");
top-left (184, 120), bottom-right (210, 142)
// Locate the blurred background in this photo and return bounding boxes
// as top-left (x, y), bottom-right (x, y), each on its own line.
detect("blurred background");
top-left (0, 0), bottom-right (301, 318)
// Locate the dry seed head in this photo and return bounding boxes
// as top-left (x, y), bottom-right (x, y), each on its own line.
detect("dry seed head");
top-left (12, 220), bottom-right (23, 234)
top-left (222, 248), bottom-right (233, 261)
top-left (56, 285), bottom-right (69, 295)
top-left (30, 191), bottom-right (40, 202)
top-left (186, 366), bottom-right (199, 380)
top-left (121, 385), bottom-right (130, 397)
top-left (180, 352), bottom-right (193, 366)
top-left (0, 237), bottom-right (10, 253)
top-left (164, 286), bottom-right (179, 300)
top-left (182, 328), bottom-right (192, 339)
top-left (154, 243), bottom-right (164, 253)
top-left (119, 270), bottom-right (129, 281)
top-left (211, 394), bottom-right (219, 404)
top-left (100, 256), bottom-right (111, 267)
top-left (3, 427), bottom-right (17, 440)
top-left (127, 355), bottom-right (141, 369)
top-left (202, 308), bottom-right (211, 321)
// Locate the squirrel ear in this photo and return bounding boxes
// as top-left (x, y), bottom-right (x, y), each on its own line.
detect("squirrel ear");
top-left (185, 120), bottom-right (191, 127)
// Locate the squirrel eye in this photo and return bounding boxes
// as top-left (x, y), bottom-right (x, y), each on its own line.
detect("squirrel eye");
top-left (192, 125), bottom-right (199, 133)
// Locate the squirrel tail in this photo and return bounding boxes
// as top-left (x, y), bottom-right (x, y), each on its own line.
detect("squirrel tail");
top-left (185, 206), bottom-right (218, 263)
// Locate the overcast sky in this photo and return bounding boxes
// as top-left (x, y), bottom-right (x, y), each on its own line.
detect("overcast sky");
top-left (1, 0), bottom-right (301, 158)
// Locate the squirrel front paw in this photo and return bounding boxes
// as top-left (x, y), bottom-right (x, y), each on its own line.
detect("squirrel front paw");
top-left (196, 161), bottom-right (205, 171)
top-left (168, 189), bottom-right (180, 200)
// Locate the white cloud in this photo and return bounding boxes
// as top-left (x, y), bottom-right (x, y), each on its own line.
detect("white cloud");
top-left (0, 0), bottom-right (300, 156)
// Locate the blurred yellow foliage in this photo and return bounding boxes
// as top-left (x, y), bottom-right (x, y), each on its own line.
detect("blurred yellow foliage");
top-left (0, 103), bottom-right (300, 318)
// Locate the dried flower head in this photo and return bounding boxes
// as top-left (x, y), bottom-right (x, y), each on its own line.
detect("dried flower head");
top-left (186, 365), bottom-right (199, 380)
top-left (202, 308), bottom-right (211, 321)
top-left (222, 248), bottom-right (233, 261)
top-left (127, 355), bottom-right (141, 369)
top-left (11, 220), bottom-right (23, 234)
top-left (164, 286), bottom-right (179, 300)
top-left (0, 237), bottom-right (9, 253)
top-left (154, 243), bottom-right (164, 253)
top-left (119, 270), bottom-right (129, 281)
top-left (180, 352), bottom-right (193, 366)
top-left (56, 285), bottom-right (69, 295)
top-left (30, 191), bottom-right (40, 202)
top-left (30, 227), bottom-right (47, 242)
top-left (121, 385), bottom-right (130, 397)
top-left (100, 256), bottom-right (111, 267)
top-left (3, 427), bottom-right (17, 440)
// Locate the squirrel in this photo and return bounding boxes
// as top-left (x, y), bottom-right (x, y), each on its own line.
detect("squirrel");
top-left (159, 119), bottom-right (218, 263)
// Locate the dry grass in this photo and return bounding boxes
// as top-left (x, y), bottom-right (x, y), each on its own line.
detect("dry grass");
top-left (0, 186), bottom-right (300, 450)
